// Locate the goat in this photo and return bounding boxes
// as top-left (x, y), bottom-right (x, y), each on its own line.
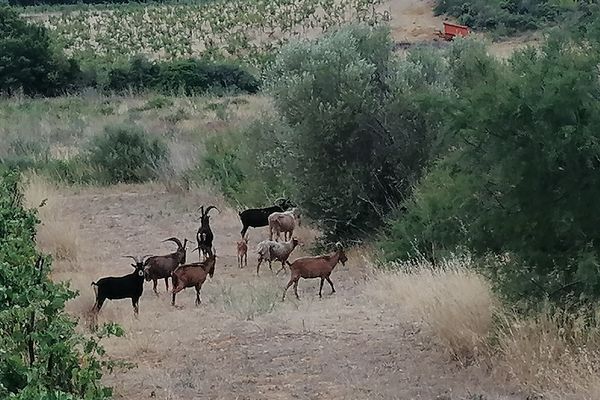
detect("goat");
top-left (268, 209), bottom-right (298, 242)
top-left (282, 242), bottom-right (347, 301)
top-left (237, 236), bottom-right (248, 268)
top-left (256, 237), bottom-right (299, 276)
top-left (196, 205), bottom-right (219, 260)
top-left (171, 251), bottom-right (217, 306)
top-left (239, 198), bottom-right (295, 238)
top-left (91, 254), bottom-right (153, 315)
top-left (143, 237), bottom-right (188, 296)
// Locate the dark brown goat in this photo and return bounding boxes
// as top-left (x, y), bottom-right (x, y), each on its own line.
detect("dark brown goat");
top-left (282, 242), bottom-right (347, 301)
top-left (171, 251), bottom-right (217, 306)
top-left (143, 237), bottom-right (188, 296)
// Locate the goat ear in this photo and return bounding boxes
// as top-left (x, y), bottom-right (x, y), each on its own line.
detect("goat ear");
top-left (131, 263), bottom-right (136, 268)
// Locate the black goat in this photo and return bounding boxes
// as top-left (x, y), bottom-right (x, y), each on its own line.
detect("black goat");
top-left (239, 198), bottom-right (296, 238)
top-left (196, 205), bottom-right (219, 260)
top-left (143, 237), bottom-right (188, 296)
top-left (91, 255), bottom-right (152, 316)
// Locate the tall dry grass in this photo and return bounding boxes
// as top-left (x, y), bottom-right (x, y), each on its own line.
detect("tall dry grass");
top-left (22, 172), bottom-right (80, 267)
top-left (497, 307), bottom-right (600, 399)
top-left (366, 256), bottom-right (495, 363)
top-left (366, 257), bottom-right (600, 398)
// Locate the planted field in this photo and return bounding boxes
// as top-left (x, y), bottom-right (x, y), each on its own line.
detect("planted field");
top-left (28, 0), bottom-right (386, 63)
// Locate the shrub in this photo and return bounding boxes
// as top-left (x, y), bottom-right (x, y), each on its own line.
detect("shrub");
top-left (197, 115), bottom-right (296, 206)
top-left (267, 25), bottom-right (443, 241)
top-left (105, 56), bottom-right (260, 95)
top-left (0, 170), bottom-right (118, 398)
top-left (0, 6), bottom-right (80, 96)
top-left (88, 124), bottom-right (167, 184)
top-left (381, 31), bottom-right (600, 303)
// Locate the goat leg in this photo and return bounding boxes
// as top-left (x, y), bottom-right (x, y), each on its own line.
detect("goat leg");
top-left (132, 298), bottom-right (139, 317)
top-left (256, 259), bottom-right (262, 276)
top-left (93, 297), bottom-right (105, 314)
top-left (326, 277), bottom-right (336, 294)
top-left (165, 278), bottom-right (169, 291)
top-left (293, 279), bottom-right (300, 300)
top-left (275, 261), bottom-right (286, 275)
top-left (282, 279), bottom-right (295, 301)
top-left (153, 279), bottom-right (159, 296)
top-left (319, 278), bottom-right (324, 298)
top-left (195, 283), bottom-right (203, 306)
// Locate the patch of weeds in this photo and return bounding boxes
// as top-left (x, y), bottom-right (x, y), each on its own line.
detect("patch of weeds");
top-left (161, 107), bottom-right (190, 124)
top-left (212, 279), bottom-right (280, 320)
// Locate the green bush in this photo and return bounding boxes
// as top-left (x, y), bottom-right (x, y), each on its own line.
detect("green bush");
top-left (197, 115), bottom-right (296, 206)
top-left (0, 6), bottom-right (81, 96)
top-left (88, 124), bottom-right (167, 183)
top-left (380, 30), bottom-right (600, 303)
top-left (266, 25), bottom-right (443, 241)
top-left (0, 170), bottom-right (119, 399)
top-left (105, 56), bottom-right (260, 95)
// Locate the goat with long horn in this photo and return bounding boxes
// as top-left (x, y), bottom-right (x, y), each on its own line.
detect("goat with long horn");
top-left (196, 205), bottom-right (219, 260)
top-left (143, 237), bottom-right (188, 296)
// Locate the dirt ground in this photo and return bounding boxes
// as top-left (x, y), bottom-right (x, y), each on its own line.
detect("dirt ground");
top-left (382, 0), bottom-right (539, 57)
top-left (42, 182), bottom-right (525, 400)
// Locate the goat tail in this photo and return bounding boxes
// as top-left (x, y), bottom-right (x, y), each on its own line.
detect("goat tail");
top-left (91, 282), bottom-right (98, 297)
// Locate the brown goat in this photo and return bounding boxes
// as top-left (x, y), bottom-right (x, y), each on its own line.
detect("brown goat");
top-left (144, 237), bottom-right (188, 296)
top-left (171, 251), bottom-right (216, 306)
top-left (237, 236), bottom-right (248, 268)
top-left (282, 242), bottom-right (347, 301)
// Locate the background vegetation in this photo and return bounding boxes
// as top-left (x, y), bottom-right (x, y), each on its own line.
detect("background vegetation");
top-left (4, 0), bottom-right (600, 395)
top-left (0, 171), bottom-right (121, 399)
top-left (433, 0), bottom-right (587, 35)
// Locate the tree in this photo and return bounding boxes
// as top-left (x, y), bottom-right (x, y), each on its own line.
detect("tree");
top-left (0, 7), bottom-right (80, 96)
top-left (267, 25), bottom-right (443, 241)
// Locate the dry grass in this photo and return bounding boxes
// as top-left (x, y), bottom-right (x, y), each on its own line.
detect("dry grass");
top-left (22, 172), bottom-right (80, 266)
top-left (365, 256), bottom-right (600, 398)
top-left (366, 256), bottom-right (496, 363)
top-left (496, 307), bottom-right (600, 399)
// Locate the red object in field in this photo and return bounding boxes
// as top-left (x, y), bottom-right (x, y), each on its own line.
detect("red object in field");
top-left (435, 21), bottom-right (470, 41)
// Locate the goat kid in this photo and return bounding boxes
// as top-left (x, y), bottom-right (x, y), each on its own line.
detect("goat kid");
top-left (144, 237), bottom-right (188, 296)
top-left (171, 251), bottom-right (217, 306)
top-left (196, 205), bottom-right (219, 260)
top-left (91, 254), bottom-right (152, 316)
top-left (239, 198), bottom-right (295, 238)
top-left (282, 242), bottom-right (347, 301)
top-left (237, 236), bottom-right (248, 268)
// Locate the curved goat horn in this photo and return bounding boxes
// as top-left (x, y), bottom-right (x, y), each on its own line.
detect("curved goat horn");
top-left (123, 255), bottom-right (140, 264)
top-left (163, 237), bottom-right (183, 249)
top-left (204, 205), bottom-right (220, 215)
top-left (197, 206), bottom-right (205, 216)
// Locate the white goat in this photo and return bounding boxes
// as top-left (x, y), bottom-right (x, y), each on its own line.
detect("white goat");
top-left (268, 208), bottom-right (299, 241)
top-left (255, 237), bottom-right (299, 276)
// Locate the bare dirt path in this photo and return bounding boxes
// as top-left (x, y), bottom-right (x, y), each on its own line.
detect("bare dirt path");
top-left (49, 184), bottom-right (523, 399)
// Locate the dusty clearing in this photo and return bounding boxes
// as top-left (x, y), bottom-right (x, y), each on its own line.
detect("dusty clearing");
top-left (44, 183), bottom-right (523, 399)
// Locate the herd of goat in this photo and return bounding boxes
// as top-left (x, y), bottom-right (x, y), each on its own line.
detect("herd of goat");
top-left (91, 199), bottom-right (348, 317)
